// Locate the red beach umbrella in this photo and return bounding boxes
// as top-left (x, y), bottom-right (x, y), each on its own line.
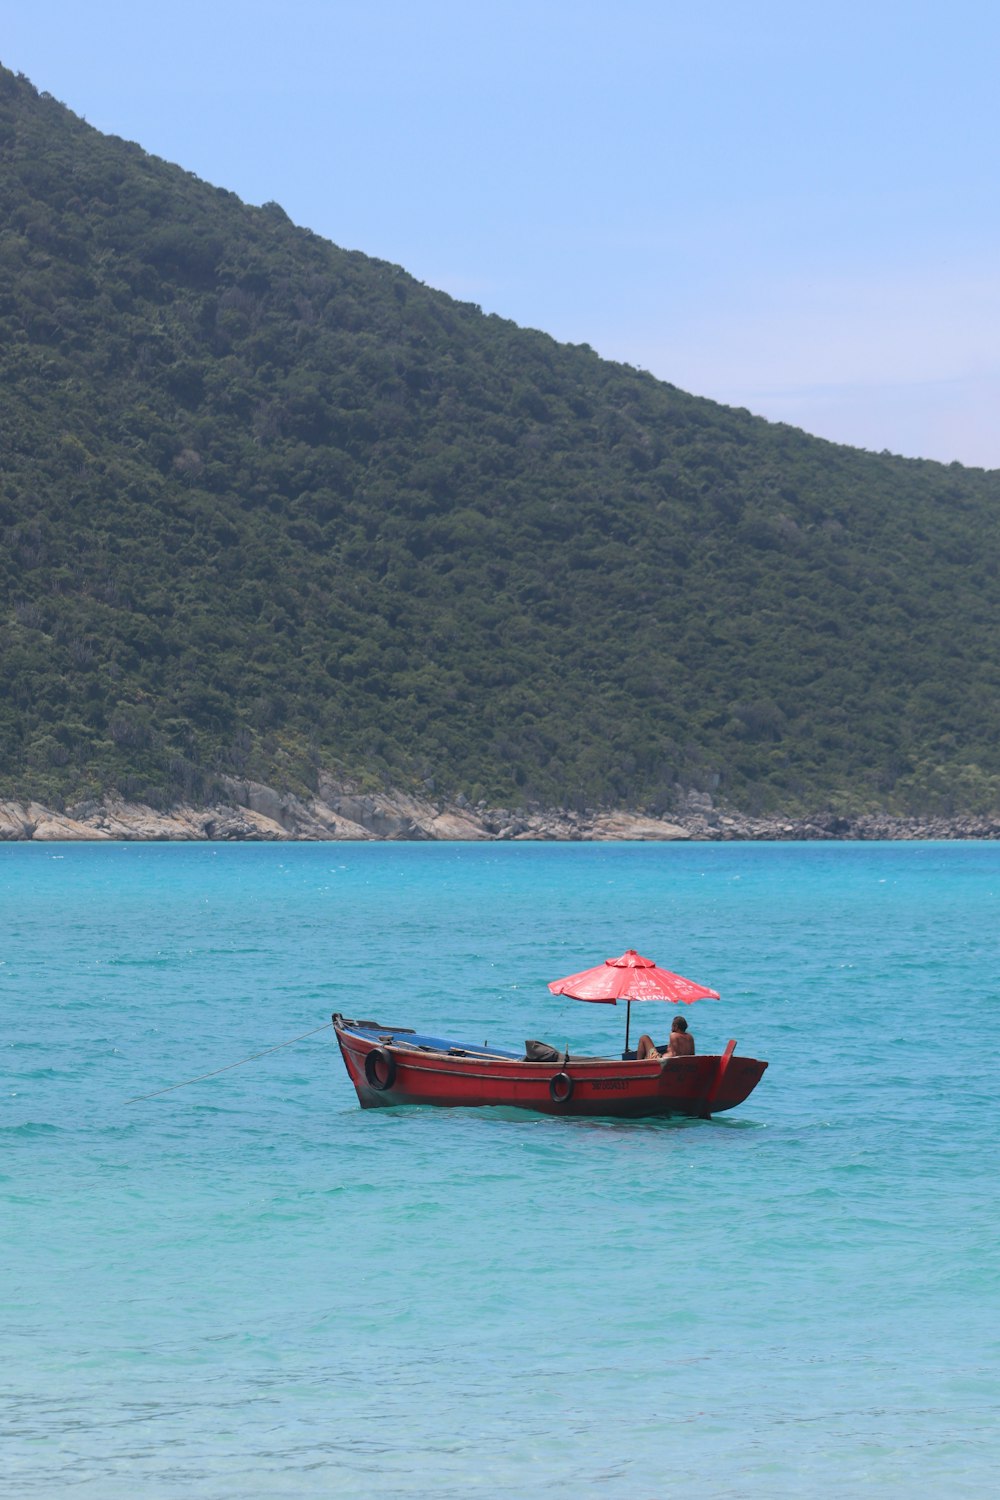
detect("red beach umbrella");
top-left (547, 948), bottom-right (720, 1054)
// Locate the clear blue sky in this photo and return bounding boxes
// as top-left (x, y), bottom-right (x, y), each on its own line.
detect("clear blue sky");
top-left (5, 0), bottom-right (1000, 467)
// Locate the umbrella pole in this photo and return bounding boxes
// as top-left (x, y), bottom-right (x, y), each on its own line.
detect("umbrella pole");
top-left (624, 1000), bottom-right (632, 1057)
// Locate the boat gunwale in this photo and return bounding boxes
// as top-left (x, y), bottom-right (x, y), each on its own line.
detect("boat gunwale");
top-left (334, 1019), bottom-right (760, 1075)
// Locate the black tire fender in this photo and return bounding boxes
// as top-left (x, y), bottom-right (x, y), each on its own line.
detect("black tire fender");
top-left (364, 1046), bottom-right (397, 1091)
top-left (549, 1070), bottom-right (574, 1104)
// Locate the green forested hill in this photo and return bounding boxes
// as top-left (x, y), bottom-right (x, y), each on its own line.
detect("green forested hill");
top-left (2, 64), bottom-right (1000, 818)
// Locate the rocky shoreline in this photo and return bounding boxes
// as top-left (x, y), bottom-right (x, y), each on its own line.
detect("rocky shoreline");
top-left (2, 776), bottom-right (999, 842)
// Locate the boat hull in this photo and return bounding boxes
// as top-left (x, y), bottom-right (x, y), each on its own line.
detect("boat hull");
top-left (333, 1017), bottom-right (767, 1119)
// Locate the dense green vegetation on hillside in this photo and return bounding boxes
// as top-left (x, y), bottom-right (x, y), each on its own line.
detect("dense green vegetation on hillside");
top-left (2, 64), bottom-right (1000, 816)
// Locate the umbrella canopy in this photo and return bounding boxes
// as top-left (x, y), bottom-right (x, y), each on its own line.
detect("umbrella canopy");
top-left (547, 948), bottom-right (720, 1005)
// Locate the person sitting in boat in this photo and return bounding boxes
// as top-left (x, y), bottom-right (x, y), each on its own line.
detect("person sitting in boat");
top-left (636, 1015), bottom-right (694, 1060)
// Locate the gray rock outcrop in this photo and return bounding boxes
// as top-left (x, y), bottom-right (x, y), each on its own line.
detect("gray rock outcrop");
top-left (2, 785), bottom-right (998, 843)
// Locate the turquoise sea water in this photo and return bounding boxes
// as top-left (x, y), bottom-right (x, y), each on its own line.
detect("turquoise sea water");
top-left (3, 841), bottom-right (999, 1498)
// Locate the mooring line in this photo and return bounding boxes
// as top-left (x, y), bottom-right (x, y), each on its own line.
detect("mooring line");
top-left (124, 1022), bottom-right (333, 1104)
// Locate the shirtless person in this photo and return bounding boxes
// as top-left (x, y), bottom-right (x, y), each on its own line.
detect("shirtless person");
top-left (636, 1015), bottom-right (695, 1060)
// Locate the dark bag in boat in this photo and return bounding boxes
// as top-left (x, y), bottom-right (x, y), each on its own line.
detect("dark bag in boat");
top-left (524, 1039), bottom-right (566, 1064)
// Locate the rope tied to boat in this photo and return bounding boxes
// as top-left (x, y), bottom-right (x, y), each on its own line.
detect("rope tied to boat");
top-left (124, 1021), bottom-right (333, 1104)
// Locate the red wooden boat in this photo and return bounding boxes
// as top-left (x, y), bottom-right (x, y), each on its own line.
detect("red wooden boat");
top-left (333, 1014), bottom-right (767, 1118)
top-left (333, 942), bottom-right (767, 1119)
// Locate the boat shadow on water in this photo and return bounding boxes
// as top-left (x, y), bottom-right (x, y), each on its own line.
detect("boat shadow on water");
top-left (415, 1103), bottom-right (767, 1133)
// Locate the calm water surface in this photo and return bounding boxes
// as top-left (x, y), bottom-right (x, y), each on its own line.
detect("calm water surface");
top-left (2, 841), bottom-right (998, 1497)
